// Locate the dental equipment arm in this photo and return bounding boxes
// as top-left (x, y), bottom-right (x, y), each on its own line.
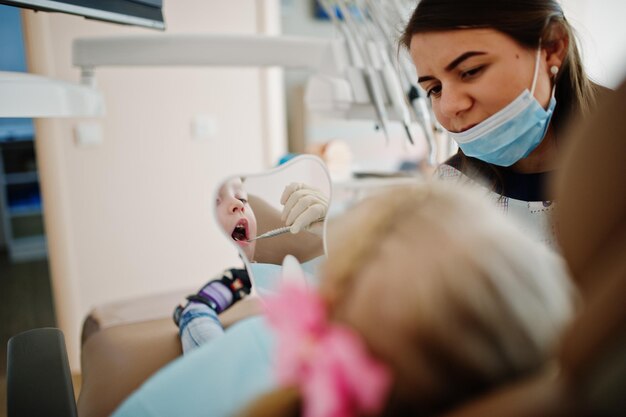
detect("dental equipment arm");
top-left (358, 0), bottom-right (438, 162)
top-left (379, 0), bottom-right (438, 164)
top-left (393, 31), bottom-right (438, 164)
top-left (408, 83), bottom-right (438, 164)
top-left (392, 0), bottom-right (439, 163)
top-left (319, 0), bottom-right (390, 139)
top-left (347, 0), bottom-right (438, 156)
top-left (334, 0), bottom-right (391, 141)
top-left (368, 0), bottom-right (438, 163)
top-left (353, 0), bottom-right (416, 144)
top-left (317, 0), bottom-right (370, 104)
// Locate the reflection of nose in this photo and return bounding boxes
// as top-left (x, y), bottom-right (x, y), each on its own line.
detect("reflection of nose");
top-left (439, 87), bottom-right (472, 119)
top-left (229, 198), bottom-right (244, 214)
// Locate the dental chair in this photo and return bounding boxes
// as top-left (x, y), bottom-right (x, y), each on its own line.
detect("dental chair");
top-left (7, 81), bottom-right (626, 417)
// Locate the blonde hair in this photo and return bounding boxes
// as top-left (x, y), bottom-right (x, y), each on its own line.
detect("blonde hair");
top-left (242, 182), bottom-right (574, 417)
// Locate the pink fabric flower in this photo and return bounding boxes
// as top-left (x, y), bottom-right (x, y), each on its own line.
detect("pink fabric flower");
top-left (265, 283), bottom-right (391, 417)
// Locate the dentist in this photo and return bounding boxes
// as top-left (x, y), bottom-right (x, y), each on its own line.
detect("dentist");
top-left (402, 0), bottom-right (603, 248)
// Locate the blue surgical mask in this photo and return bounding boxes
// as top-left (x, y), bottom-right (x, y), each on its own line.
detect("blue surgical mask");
top-left (445, 46), bottom-right (557, 167)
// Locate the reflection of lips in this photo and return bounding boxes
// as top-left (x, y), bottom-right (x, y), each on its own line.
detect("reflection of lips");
top-left (231, 218), bottom-right (249, 243)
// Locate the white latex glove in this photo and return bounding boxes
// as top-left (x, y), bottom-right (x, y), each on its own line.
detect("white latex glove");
top-left (280, 182), bottom-right (328, 235)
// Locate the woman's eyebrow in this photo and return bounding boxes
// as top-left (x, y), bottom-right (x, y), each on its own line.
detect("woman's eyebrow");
top-left (417, 51), bottom-right (487, 84)
top-left (445, 51), bottom-right (486, 71)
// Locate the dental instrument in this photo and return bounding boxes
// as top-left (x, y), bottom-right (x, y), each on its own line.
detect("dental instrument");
top-left (353, 0), bottom-right (415, 144)
top-left (334, 0), bottom-right (392, 141)
top-left (408, 84), bottom-right (438, 164)
top-left (245, 226), bottom-right (291, 242)
top-left (246, 218), bottom-right (325, 242)
top-left (385, 0), bottom-right (439, 164)
top-left (352, 0), bottom-right (436, 156)
top-left (318, 0), bottom-right (370, 104)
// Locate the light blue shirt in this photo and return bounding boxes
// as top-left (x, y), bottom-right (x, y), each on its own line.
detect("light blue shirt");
top-left (250, 256), bottom-right (323, 296)
top-left (113, 256), bottom-right (324, 417)
top-left (112, 317), bottom-right (276, 417)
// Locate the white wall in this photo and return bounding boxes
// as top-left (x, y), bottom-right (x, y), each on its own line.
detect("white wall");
top-left (562, 0), bottom-right (626, 88)
top-left (23, 0), bottom-right (285, 371)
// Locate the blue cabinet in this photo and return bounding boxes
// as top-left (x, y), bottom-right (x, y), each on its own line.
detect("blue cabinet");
top-left (0, 139), bottom-right (47, 261)
top-left (0, 5), bottom-right (47, 261)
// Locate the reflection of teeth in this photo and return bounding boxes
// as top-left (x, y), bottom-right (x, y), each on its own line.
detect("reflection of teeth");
top-left (232, 224), bottom-right (247, 241)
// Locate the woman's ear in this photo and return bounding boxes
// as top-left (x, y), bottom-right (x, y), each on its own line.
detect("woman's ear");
top-left (543, 21), bottom-right (569, 70)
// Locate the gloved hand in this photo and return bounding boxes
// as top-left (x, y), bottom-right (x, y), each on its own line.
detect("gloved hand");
top-left (280, 182), bottom-right (328, 235)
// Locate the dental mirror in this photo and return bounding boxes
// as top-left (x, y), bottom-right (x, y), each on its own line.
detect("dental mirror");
top-left (213, 155), bottom-right (331, 294)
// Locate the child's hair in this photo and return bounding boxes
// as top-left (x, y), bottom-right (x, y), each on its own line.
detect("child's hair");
top-left (241, 182), bottom-right (574, 417)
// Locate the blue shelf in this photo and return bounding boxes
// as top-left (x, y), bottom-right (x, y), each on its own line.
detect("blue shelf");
top-left (0, 5), bottom-right (47, 262)
top-left (10, 235), bottom-right (47, 262)
top-left (3, 171), bottom-right (39, 185)
top-left (9, 205), bottom-right (42, 218)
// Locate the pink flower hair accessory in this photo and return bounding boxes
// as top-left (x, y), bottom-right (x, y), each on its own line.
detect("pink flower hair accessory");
top-left (264, 282), bottom-right (392, 417)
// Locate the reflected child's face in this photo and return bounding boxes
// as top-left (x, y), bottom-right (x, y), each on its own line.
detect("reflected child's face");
top-left (216, 177), bottom-right (257, 261)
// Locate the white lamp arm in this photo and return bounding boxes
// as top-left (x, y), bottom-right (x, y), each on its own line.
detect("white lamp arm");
top-left (73, 34), bottom-right (349, 84)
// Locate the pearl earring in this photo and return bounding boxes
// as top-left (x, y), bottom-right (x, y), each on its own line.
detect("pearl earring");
top-left (550, 66), bottom-right (559, 76)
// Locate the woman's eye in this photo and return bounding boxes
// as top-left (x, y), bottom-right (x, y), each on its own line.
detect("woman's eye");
top-left (426, 85), bottom-right (442, 98)
top-left (461, 65), bottom-right (485, 80)
top-left (238, 198), bottom-right (248, 204)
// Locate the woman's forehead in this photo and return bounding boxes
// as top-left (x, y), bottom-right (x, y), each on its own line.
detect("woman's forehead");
top-left (410, 28), bottom-right (519, 69)
top-left (412, 27), bottom-right (510, 48)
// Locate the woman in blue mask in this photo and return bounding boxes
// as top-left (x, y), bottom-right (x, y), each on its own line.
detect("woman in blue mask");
top-left (401, 0), bottom-right (603, 249)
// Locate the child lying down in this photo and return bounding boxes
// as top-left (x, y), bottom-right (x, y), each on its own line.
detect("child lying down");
top-left (173, 177), bottom-right (325, 353)
top-left (114, 182), bottom-right (575, 417)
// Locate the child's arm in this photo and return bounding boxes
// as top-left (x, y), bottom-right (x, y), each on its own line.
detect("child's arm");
top-left (176, 304), bottom-right (224, 353)
top-left (218, 296), bottom-right (263, 328)
top-left (173, 268), bottom-right (251, 354)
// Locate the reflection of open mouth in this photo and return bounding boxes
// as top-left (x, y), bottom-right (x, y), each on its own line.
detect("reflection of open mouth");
top-left (231, 218), bottom-right (249, 242)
